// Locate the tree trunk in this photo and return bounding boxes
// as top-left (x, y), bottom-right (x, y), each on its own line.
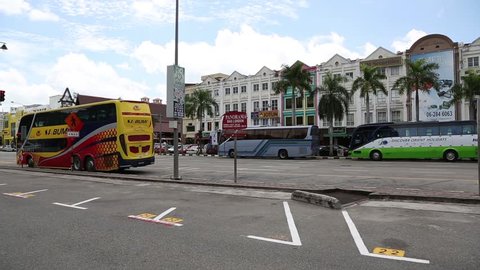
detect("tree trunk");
top-left (329, 123), bottom-right (334, 156)
top-left (292, 88), bottom-right (296, 126)
top-left (406, 94), bottom-right (412, 122)
top-left (198, 117), bottom-right (203, 154)
top-left (415, 89), bottom-right (420, 122)
top-left (365, 95), bottom-right (370, 124)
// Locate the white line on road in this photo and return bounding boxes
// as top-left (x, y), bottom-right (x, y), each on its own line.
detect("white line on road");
top-left (0, 183), bottom-right (6, 186)
top-left (342, 210), bottom-right (430, 264)
top-left (3, 189), bottom-right (48, 198)
top-left (247, 201), bottom-right (302, 246)
top-left (53, 197), bottom-right (101, 210)
top-left (153, 207), bottom-right (177, 221)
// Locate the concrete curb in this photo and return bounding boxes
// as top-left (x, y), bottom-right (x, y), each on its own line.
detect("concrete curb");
top-left (291, 190), bottom-right (342, 209)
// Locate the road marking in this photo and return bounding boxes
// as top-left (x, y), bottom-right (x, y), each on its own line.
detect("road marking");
top-left (128, 207), bottom-right (183, 226)
top-left (373, 247), bottom-right (405, 257)
top-left (342, 210), bottom-right (429, 264)
top-left (0, 183), bottom-right (6, 186)
top-left (53, 197), bottom-right (101, 210)
top-left (3, 189), bottom-right (48, 198)
top-left (247, 201), bottom-right (302, 246)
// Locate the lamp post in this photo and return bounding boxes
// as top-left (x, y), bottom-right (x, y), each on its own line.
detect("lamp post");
top-left (476, 95), bottom-right (480, 195)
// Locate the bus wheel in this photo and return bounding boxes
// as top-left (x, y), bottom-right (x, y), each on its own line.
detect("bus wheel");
top-left (228, 149), bottom-right (235, 158)
top-left (444, 150), bottom-right (458, 162)
top-left (72, 156), bottom-right (82, 171)
top-left (85, 157), bottom-right (96, 172)
top-left (370, 150), bottom-right (382, 161)
top-left (27, 157), bottom-right (34, 168)
top-left (278, 149), bottom-right (288, 159)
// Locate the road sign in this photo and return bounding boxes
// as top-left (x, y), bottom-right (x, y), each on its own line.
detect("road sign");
top-left (222, 111), bottom-right (247, 130)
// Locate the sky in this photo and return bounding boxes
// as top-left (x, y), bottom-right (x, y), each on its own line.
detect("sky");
top-left (0, 0), bottom-right (479, 112)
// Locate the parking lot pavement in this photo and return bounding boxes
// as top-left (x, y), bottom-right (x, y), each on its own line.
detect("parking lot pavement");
top-left (1, 169), bottom-right (480, 269)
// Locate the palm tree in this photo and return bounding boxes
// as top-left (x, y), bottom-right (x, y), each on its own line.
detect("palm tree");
top-left (315, 72), bottom-right (350, 156)
top-left (449, 70), bottom-right (480, 120)
top-left (393, 59), bottom-right (440, 122)
top-left (185, 89), bottom-right (217, 153)
top-left (351, 64), bottom-right (387, 124)
top-left (274, 61), bottom-right (312, 126)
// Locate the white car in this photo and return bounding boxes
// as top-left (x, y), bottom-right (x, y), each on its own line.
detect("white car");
top-left (185, 144), bottom-right (199, 154)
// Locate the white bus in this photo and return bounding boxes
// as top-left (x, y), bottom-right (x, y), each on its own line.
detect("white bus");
top-left (349, 120), bottom-right (477, 161)
top-left (218, 125), bottom-right (320, 159)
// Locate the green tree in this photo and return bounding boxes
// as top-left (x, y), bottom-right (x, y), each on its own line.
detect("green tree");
top-left (315, 72), bottom-right (350, 156)
top-left (393, 59), bottom-right (440, 122)
top-left (274, 61), bottom-right (312, 126)
top-left (449, 70), bottom-right (480, 120)
top-left (351, 64), bottom-right (387, 124)
top-left (185, 89), bottom-right (217, 153)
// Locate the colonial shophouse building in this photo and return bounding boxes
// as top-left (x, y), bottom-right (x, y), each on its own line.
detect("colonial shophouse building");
top-left (183, 34), bottom-right (480, 144)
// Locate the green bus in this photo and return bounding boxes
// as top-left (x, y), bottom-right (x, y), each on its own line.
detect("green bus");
top-left (349, 120), bottom-right (477, 161)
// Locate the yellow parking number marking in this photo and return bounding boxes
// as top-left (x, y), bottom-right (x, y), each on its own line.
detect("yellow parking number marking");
top-left (373, 247), bottom-right (405, 257)
top-left (161, 217), bottom-right (183, 223)
top-left (138, 213), bottom-right (157, 219)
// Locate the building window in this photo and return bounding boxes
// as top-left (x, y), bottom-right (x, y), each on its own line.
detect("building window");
top-left (225, 88), bottom-right (230, 95)
top-left (468, 56), bottom-right (479, 67)
top-left (271, 99), bottom-right (278, 110)
top-left (207, 122), bottom-right (212, 131)
top-left (214, 104), bottom-right (219, 116)
top-left (345, 72), bottom-right (353, 79)
top-left (241, 102), bottom-right (246, 112)
top-left (391, 110), bottom-right (401, 122)
top-left (296, 116), bottom-right (303, 126)
top-left (322, 120), bottom-right (330, 127)
top-left (262, 119), bottom-right (269, 126)
top-left (364, 112), bottom-right (373, 123)
top-left (285, 117), bottom-right (292, 126)
top-left (377, 111), bottom-right (387, 122)
top-left (253, 119), bottom-right (260, 125)
top-left (214, 89), bottom-right (219, 96)
top-left (391, 89), bottom-right (400, 101)
top-left (347, 113), bottom-right (354, 126)
top-left (186, 125), bottom-right (195, 132)
top-left (306, 95), bottom-right (314, 107)
top-left (307, 115), bottom-right (315, 125)
top-left (253, 84), bottom-right (259, 91)
top-left (262, 83), bottom-right (268, 90)
top-left (390, 66), bottom-right (400, 76)
top-left (296, 97), bottom-right (303, 109)
top-left (377, 67), bottom-right (386, 76)
top-left (233, 103), bottom-right (238, 111)
top-left (377, 92), bottom-right (386, 104)
top-left (262, 100), bottom-right (268, 110)
top-left (241, 86), bottom-right (247, 93)
top-left (334, 119), bottom-right (342, 126)
top-left (253, 101), bottom-right (259, 112)
top-left (225, 104), bottom-right (230, 112)
top-left (233, 87), bottom-right (238, 94)
top-left (271, 82), bottom-right (277, 90)
top-left (215, 121), bottom-right (219, 129)
top-left (285, 98), bottom-right (292, 109)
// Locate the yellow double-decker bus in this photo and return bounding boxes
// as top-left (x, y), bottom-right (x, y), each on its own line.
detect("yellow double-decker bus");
top-left (16, 100), bottom-right (155, 171)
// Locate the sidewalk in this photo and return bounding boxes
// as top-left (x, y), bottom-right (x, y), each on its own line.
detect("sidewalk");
top-left (2, 165), bottom-right (479, 205)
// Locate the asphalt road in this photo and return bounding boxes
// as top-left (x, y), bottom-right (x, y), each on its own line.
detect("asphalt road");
top-left (1, 168), bottom-right (479, 270)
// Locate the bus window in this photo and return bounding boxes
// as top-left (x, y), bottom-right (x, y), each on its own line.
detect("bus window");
top-left (440, 125), bottom-right (461, 135)
top-left (462, 124), bottom-right (475, 134)
top-left (418, 127), bottom-right (439, 136)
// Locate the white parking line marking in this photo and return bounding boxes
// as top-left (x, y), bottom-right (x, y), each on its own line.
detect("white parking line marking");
top-left (342, 210), bottom-right (430, 264)
top-left (3, 189), bottom-right (48, 198)
top-left (153, 207), bottom-right (176, 221)
top-left (0, 183), bottom-right (6, 186)
top-left (247, 201), bottom-right (302, 246)
top-left (53, 197), bottom-right (101, 210)
top-left (128, 207), bottom-right (183, 227)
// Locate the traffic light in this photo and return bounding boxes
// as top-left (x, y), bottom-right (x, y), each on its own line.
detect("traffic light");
top-left (0, 90), bottom-right (4, 102)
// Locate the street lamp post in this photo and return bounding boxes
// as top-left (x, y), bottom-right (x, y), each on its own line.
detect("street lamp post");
top-left (476, 95), bottom-right (480, 195)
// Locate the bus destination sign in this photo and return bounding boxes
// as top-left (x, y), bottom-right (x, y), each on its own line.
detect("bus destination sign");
top-left (222, 111), bottom-right (247, 131)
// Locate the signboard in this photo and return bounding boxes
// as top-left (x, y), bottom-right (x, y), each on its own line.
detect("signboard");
top-left (166, 65), bottom-right (185, 118)
top-left (411, 50), bottom-right (455, 121)
top-left (222, 111), bottom-right (247, 130)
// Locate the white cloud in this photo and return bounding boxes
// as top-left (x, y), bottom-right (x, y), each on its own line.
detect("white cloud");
top-left (0, 68), bottom-right (57, 109)
top-left (47, 53), bottom-right (150, 101)
top-left (116, 63), bottom-right (131, 70)
top-left (72, 25), bottom-right (129, 54)
top-left (133, 25), bottom-right (374, 83)
top-left (28, 9), bottom-right (60, 21)
top-left (0, 0), bottom-right (30, 15)
top-left (132, 0), bottom-right (175, 22)
top-left (391, 29), bottom-right (428, 53)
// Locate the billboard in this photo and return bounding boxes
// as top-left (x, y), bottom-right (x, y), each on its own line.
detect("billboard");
top-left (166, 65), bottom-right (185, 118)
top-left (410, 50), bottom-right (455, 121)
top-left (222, 111), bottom-right (247, 130)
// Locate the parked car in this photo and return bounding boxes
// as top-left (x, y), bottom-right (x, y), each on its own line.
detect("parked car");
top-left (185, 144), bottom-right (199, 154)
top-left (154, 143), bottom-right (170, 154)
top-left (168, 144), bottom-right (187, 154)
top-left (317, 145), bottom-right (349, 156)
top-left (1, 145), bottom-right (16, 152)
